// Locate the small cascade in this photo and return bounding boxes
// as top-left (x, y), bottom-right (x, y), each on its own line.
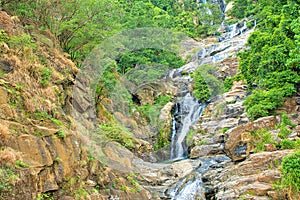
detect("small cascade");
top-left (170, 93), bottom-right (206, 160)
top-left (167, 156), bottom-right (231, 199)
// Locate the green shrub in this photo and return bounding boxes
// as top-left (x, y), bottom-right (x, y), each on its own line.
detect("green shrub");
top-left (15, 160), bottom-right (30, 168)
top-left (223, 73), bottom-right (245, 92)
top-left (192, 65), bottom-right (224, 102)
top-left (0, 30), bottom-right (8, 44)
top-left (57, 130), bottom-right (66, 138)
top-left (192, 72), bottom-right (210, 102)
top-left (251, 129), bottom-right (277, 152)
top-left (281, 113), bottom-right (296, 128)
top-left (186, 130), bottom-right (196, 146)
top-left (280, 151), bottom-right (300, 194)
top-left (137, 95), bottom-right (171, 128)
top-left (280, 139), bottom-right (295, 150)
top-left (8, 33), bottom-right (37, 54)
top-left (117, 48), bottom-right (185, 75)
top-left (244, 89), bottom-right (285, 120)
top-left (295, 139), bottom-right (300, 149)
top-left (99, 122), bottom-right (135, 150)
top-left (50, 118), bottom-right (63, 126)
top-left (40, 68), bottom-right (52, 87)
top-left (34, 112), bottom-right (49, 120)
top-left (278, 125), bottom-right (292, 139)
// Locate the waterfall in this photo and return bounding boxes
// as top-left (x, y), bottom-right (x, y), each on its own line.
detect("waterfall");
top-left (170, 93), bottom-right (206, 160)
top-left (167, 156), bottom-right (231, 199)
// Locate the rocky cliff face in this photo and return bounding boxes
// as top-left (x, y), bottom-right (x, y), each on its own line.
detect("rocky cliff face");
top-left (0, 12), bottom-right (151, 200)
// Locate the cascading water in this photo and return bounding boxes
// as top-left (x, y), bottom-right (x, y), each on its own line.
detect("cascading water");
top-left (163, 1), bottom-right (253, 199)
top-left (167, 155), bottom-right (231, 200)
top-left (170, 93), bottom-right (206, 160)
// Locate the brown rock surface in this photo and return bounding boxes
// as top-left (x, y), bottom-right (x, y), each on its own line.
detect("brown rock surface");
top-left (214, 150), bottom-right (293, 199)
top-left (225, 116), bottom-right (278, 161)
top-left (0, 11), bottom-right (14, 35)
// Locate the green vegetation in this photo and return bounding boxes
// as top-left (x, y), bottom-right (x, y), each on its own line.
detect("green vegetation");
top-left (243, 89), bottom-right (285, 120)
top-left (251, 113), bottom-right (300, 151)
top-left (126, 173), bottom-right (140, 192)
top-left (57, 130), bottom-right (66, 138)
top-left (186, 130), bottom-right (196, 146)
top-left (0, 167), bottom-right (18, 198)
top-left (277, 113), bottom-right (295, 140)
top-left (2, 0), bottom-right (224, 63)
top-left (0, 30), bottom-right (8, 44)
top-left (50, 118), bottom-right (63, 126)
top-left (223, 73), bottom-right (245, 92)
top-left (280, 139), bottom-right (296, 150)
top-left (117, 48), bottom-right (185, 75)
top-left (99, 122), bottom-right (135, 150)
top-left (198, 140), bottom-right (209, 146)
top-left (15, 160), bottom-right (30, 168)
top-left (192, 64), bottom-right (224, 102)
top-left (120, 0), bottom-right (223, 38)
top-left (280, 151), bottom-right (300, 198)
top-left (251, 129), bottom-right (277, 152)
top-left (39, 68), bottom-right (52, 87)
top-left (7, 33), bottom-right (37, 54)
top-left (192, 69), bottom-right (210, 102)
top-left (36, 193), bottom-right (54, 200)
top-left (137, 95), bottom-right (171, 128)
top-left (234, 0), bottom-right (300, 120)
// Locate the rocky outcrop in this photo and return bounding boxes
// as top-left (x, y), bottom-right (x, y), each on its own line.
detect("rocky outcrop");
top-left (0, 11), bottom-right (153, 199)
top-left (209, 150), bottom-right (294, 199)
top-left (133, 81), bottom-right (177, 105)
top-left (0, 11), bottom-right (15, 35)
top-left (225, 116), bottom-right (279, 161)
top-left (189, 81), bottom-right (249, 159)
top-left (199, 81), bottom-right (249, 135)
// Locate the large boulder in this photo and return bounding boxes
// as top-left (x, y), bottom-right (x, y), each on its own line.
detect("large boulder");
top-left (190, 143), bottom-right (224, 159)
top-left (225, 116), bottom-right (278, 161)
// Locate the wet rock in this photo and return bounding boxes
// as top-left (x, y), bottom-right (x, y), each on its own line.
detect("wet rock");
top-left (190, 144), bottom-right (224, 159)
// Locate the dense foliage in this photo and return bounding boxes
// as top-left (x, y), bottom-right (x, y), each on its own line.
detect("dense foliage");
top-left (119, 0), bottom-right (223, 38)
top-left (2, 0), bottom-right (224, 62)
top-left (192, 65), bottom-right (224, 102)
top-left (231, 0), bottom-right (300, 120)
top-left (3, 0), bottom-right (120, 61)
top-left (116, 48), bottom-right (186, 75)
top-left (281, 151), bottom-right (300, 197)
